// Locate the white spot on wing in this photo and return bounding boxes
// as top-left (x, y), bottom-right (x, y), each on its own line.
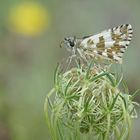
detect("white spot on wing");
top-left (102, 52), bottom-right (108, 57)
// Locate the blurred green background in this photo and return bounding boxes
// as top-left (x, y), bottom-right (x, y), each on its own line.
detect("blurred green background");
top-left (0, 0), bottom-right (139, 140)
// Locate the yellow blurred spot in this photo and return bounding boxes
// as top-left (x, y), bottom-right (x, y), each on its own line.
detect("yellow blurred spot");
top-left (8, 2), bottom-right (50, 36)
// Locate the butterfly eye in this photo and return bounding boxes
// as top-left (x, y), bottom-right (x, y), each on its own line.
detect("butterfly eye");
top-left (69, 41), bottom-right (74, 47)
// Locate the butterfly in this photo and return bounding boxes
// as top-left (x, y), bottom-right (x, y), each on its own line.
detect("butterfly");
top-left (60, 24), bottom-right (133, 64)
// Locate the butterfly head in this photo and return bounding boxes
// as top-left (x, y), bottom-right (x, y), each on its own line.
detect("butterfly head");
top-left (60, 36), bottom-right (76, 51)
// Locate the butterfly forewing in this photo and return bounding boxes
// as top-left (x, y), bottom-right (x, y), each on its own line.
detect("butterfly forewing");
top-left (79, 24), bottom-right (133, 63)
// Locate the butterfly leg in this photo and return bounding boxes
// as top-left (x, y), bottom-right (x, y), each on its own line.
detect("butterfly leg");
top-left (64, 54), bottom-right (76, 70)
top-left (77, 48), bottom-right (89, 64)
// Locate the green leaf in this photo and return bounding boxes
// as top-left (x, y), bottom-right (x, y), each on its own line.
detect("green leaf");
top-left (90, 72), bottom-right (109, 82)
top-left (85, 60), bottom-right (94, 80)
top-left (64, 77), bottom-right (73, 95)
top-left (109, 94), bottom-right (119, 111)
top-left (54, 64), bottom-right (60, 85)
top-left (131, 89), bottom-right (140, 99)
top-left (119, 94), bottom-right (127, 109)
top-left (105, 73), bottom-right (116, 87)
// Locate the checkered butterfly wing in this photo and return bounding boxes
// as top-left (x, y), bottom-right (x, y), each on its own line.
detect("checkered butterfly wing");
top-left (80, 24), bottom-right (133, 63)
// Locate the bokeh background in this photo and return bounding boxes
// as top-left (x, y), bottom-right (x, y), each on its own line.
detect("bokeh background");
top-left (0, 0), bottom-right (139, 140)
